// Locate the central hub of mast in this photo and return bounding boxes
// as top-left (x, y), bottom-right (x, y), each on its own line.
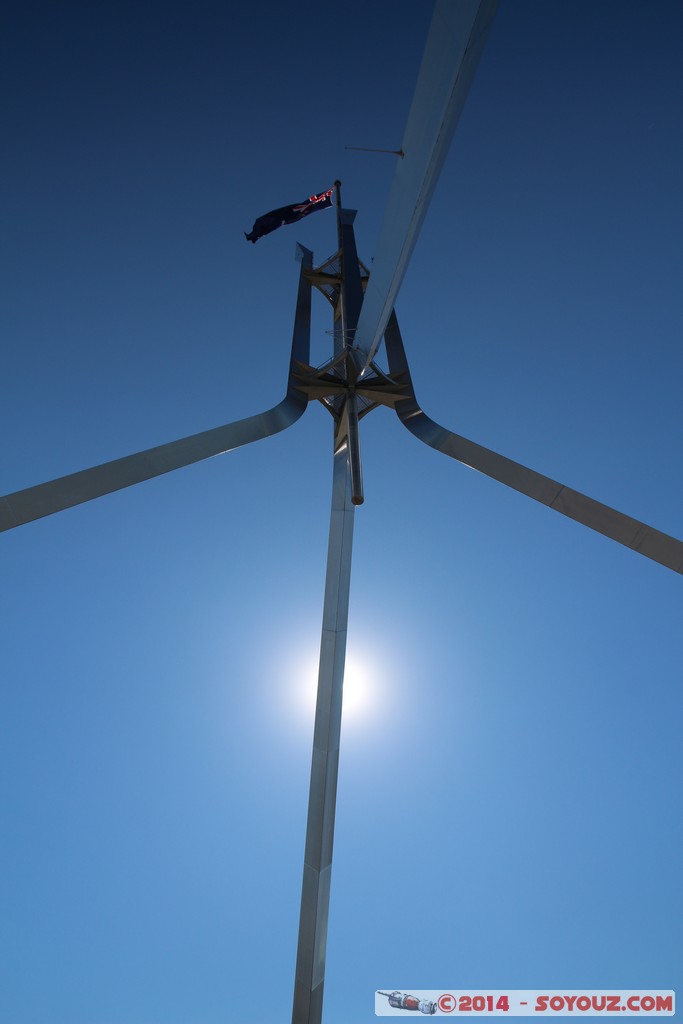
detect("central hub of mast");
top-left (293, 182), bottom-right (408, 506)
top-left (334, 181), bottom-right (365, 504)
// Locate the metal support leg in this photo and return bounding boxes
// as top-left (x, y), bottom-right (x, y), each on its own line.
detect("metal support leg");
top-left (345, 393), bottom-right (364, 506)
top-left (0, 247), bottom-right (314, 533)
top-left (292, 442), bottom-right (355, 1024)
top-left (384, 310), bottom-right (683, 574)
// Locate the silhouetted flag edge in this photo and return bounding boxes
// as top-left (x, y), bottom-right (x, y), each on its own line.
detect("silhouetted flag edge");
top-left (245, 187), bottom-right (334, 243)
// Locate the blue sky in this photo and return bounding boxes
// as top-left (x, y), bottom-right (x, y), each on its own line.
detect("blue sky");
top-left (2, 3), bottom-right (682, 1022)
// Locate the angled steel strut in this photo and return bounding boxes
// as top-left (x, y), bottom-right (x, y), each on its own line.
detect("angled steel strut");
top-left (352, 0), bottom-right (499, 371)
top-left (383, 312), bottom-right (683, 574)
top-left (0, 245), bottom-right (313, 533)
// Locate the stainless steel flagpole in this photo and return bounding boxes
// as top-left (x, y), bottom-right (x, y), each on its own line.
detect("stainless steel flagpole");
top-left (291, 184), bottom-right (363, 1024)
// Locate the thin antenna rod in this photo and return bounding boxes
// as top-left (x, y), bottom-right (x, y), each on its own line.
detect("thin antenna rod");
top-left (345, 145), bottom-right (405, 157)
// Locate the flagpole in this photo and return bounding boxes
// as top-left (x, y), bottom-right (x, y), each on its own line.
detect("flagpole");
top-left (291, 440), bottom-right (355, 1024)
top-left (334, 179), bottom-right (343, 260)
top-left (291, 185), bottom-right (366, 1024)
top-left (333, 181), bottom-right (364, 504)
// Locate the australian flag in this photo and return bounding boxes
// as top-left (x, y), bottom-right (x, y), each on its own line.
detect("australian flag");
top-left (245, 186), bottom-right (334, 243)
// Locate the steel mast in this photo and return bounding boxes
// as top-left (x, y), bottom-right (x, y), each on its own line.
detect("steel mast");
top-left (2, 6), bottom-right (683, 1023)
top-left (291, 183), bottom-right (364, 1024)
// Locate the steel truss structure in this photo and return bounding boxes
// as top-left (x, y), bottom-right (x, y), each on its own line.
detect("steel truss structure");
top-left (2, 4), bottom-right (682, 1024)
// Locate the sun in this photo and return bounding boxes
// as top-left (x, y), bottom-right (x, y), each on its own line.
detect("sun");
top-left (283, 644), bottom-right (381, 728)
top-left (338, 652), bottom-right (374, 719)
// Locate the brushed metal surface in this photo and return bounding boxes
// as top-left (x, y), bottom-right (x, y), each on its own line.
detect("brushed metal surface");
top-left (0, 247), bottom-right (313, 532)
top-left (337, 207), bottom-right (364, 345)
top-left (353, 0), bottom-right (499, 369)
top-left (337, 204), bottom-right (365, 505)
top-left (384, 312), bottom-right (683, 574)
top-left (346, 393), bottom-right (364, 506)
top-left (292, 445), bottom-right (355, 1024)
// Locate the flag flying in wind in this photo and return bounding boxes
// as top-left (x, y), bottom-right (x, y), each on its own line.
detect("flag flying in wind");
top-left (245, 186), bottom-right (335, 243)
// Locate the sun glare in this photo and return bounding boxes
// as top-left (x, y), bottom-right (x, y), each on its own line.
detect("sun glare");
top-left (340, 653), bottom-right (374, 718)
top-left (284, 645), bottom-right (381, 728)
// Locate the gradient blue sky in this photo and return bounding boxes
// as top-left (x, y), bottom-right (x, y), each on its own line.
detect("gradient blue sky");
top-left (2, 3), bottom-right (682, 1023)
